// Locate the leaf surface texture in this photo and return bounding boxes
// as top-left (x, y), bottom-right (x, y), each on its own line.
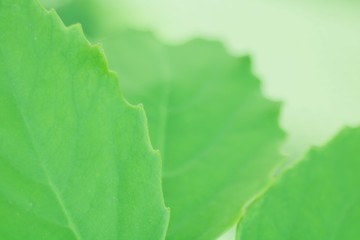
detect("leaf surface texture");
top-left (0, 1), bottom-right (168, 239)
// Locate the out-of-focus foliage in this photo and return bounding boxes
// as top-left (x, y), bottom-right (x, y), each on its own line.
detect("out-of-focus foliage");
top-left (237, 127), bottom-right (360, 240)
top-left (103, 0), bottom-right (360, 162)
top-left (0, 0), bottom-right (168, 239)
top-left (101, 30), bottom-right (284, 240)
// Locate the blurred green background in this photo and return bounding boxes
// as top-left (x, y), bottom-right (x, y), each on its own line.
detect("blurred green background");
top-left (112, 0), bottom-right (360, 162)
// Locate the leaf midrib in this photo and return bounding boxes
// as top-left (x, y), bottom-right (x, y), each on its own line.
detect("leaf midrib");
top-left (8, 79), bottom-right (82, 240)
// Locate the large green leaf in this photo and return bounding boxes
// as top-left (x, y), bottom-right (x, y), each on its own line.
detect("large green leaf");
top-left (237, 127), bottom-right (360, 240)
top-left (101, 30), bottom-right (285, 240)
top-left (0, 1), bottom-right (169, 239)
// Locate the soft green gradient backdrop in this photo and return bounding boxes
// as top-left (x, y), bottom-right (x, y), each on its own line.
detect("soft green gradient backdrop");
top-left (112, 0), bottom-right (360, 161)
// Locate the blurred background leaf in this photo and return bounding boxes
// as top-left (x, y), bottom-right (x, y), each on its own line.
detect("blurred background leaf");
top-left (237, 126), bottom-right (360, 240)
top-left (109, 0), bottom-right (360, 162)
top-left (100, 30), bottom-right (284, 240)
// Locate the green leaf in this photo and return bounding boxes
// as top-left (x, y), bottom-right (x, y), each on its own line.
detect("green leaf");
top-left (101, 30), bottom-right (285, 240)
top-left (0, 1), bottom-right (168, 239)
top-left (237, 127), bottom-right (360, 240)
top-left (54, 0), bottom-right (104, 38)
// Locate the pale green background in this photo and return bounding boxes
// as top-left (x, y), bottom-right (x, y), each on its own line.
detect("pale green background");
top-left (108, 0), bottom-right (360, 163)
